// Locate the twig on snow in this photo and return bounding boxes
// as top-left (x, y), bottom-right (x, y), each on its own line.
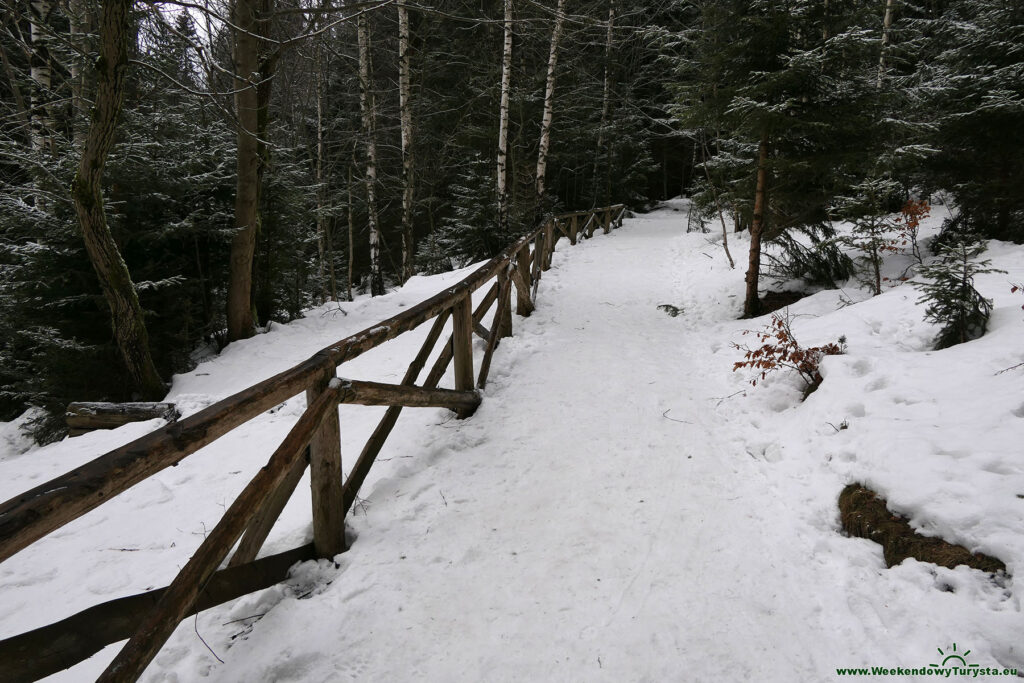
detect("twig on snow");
top-left (661, 409), bottom-right (691, 424)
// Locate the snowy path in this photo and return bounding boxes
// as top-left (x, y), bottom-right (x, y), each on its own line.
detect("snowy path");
top-left (149, 205), bottom-right (1022, 681)
top-left (2, 202), bottom-right (1022, 681)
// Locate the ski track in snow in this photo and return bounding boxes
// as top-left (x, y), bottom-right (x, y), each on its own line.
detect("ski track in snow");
top-left (1, 200), bottom-right (1023, 681)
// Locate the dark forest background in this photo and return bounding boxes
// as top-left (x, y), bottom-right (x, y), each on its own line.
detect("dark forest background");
top-left (1, 0), bottom-right (1021, 440)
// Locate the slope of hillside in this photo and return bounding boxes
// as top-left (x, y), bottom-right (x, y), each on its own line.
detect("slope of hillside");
top-left (1, 202), bottom-right (1022, 681)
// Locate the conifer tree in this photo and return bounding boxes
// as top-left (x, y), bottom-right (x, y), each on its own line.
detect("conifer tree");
top-left (913, 0), bottom-right (1024, 242)
top-left (913, 241), bottom-right (1004, 349)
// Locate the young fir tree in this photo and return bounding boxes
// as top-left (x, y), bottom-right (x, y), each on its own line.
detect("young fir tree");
top-left (833, 178), bottom-right (905, 296)
top-left (912, 240), bottom-right (1004, 349)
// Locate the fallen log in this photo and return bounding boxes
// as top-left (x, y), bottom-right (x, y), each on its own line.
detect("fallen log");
top-left (66, 402), bottom-right (179, 436)
top-left (838, 484), bottom-right (1007, 574)
top-left (0, 543), bottom-right (315, 682)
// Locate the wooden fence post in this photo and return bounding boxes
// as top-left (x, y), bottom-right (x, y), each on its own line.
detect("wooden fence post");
top-left (569, 214), bottom-right (578, 244)
top-left (450, 294), bottom-right (475, 417)
top-left (515, 244), bottom-right (533, 316)
top-left (307, 368), bottom-right (346, 558)
top-left (477, 269), bottom-right (513, 389)
top-left (228, 456), bottom-right (307, 567)
top-left (543, 220), bottom-right (555, 271)
top-left (603, 208), bottom-right (611, 234)
top-left (497, 266), bottom-right (513, 339)
top-left (532, 231), bottom-right (545, 293)
top-left (96, 386), bottom-right (339, 682)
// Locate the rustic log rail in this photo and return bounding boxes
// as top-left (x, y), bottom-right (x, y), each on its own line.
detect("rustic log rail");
top-left (66, 402), bottom-right (180, 437)
top-left (0, 204), bottom-right (626, 682)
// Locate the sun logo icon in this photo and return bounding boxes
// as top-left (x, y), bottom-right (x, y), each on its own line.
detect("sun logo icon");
top-left (930, 643), bottom-right (980, 668)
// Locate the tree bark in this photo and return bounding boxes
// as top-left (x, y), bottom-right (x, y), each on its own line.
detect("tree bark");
top-left (592, 0), bottom-right (614, 207)
top-left (358, 12), bottom-right (384, 296)
top-left (877, 0), bottom-right (895, 87)
top-left (347, 161), bottom-right (355, 301)
top-left (743, 134), bottom-right (769, 318)
top-left (397, 0), bottom-right (415, 282)
top-left (314, 35), bottom-right (332, 302)
top-left (29, 0), bottom-right (54, 156)
top-left (496, 0), bottom-right (513, 237)
top-left (226, 0), bottom-right (264, 341)
top-left (700, 137), bottom-right (735, 269)
top-left (534, 0), bottom-right (566, 214)
top-left (68, 0), bottom-right (90, 148)
top-left (0, 38), bottom-right (30, 134)
top-left (70, 0), bottom-right (165, 400)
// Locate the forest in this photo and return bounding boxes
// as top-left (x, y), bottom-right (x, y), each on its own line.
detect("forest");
top-left (1, 0), bottom-right (1022, 442)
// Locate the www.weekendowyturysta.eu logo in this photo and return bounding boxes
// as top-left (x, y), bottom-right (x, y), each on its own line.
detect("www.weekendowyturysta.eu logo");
top-left (932, 643), bottom-right (977, 669)
top-left (835, 642), bottom-right (1019, 678)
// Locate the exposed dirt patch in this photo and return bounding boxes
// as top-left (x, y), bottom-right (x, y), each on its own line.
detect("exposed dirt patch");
top-left (839, 484), bottom-right (1007, 574)
top-left (759, 290), bottom-right (810, 315)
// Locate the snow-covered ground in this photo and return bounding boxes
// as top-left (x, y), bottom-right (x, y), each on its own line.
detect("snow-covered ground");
top-left (1, 201), bottom-right (1022, 681)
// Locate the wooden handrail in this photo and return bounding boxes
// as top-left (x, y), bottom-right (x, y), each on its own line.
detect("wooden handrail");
top-left (0, 543), bottom-right (316, 682)
top-left (0, 207), bottom-right (622, 564)
top-left (0, 203), bottom-right (626, 682)
top-left (337, 378), bottom-right (481, 412)
top-left (97, 379), bottom-right (341, 681)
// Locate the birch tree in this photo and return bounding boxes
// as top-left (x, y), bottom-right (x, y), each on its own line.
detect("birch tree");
top-left (397, 0), bottom-right (414, 282)
top-left (534, 0), bottom-right (566, 217)
top-left (358, 10), bottom-right (384, 296)
top-left (496, 0), bottom-right (513, 237)
top-left (877, 0), bottom-right (895, 87)
top-left (28, 0), bottom-right (53, 156)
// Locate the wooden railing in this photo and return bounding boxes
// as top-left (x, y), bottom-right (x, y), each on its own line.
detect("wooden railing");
top-left (0, 204), bottom-right (627, 682)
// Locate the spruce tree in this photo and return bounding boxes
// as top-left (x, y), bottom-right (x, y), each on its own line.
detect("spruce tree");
top-left (913, 0), bottom-right (1024, 242)
top-left (913, 240), bottom-right (1004, 349)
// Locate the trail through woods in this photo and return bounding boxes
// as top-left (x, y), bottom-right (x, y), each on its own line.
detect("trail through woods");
top-left (1, 202), bottom-right (1022, 681)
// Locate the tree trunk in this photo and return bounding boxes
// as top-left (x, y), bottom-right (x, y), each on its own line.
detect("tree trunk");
top-left (397, 1), bottom-right (415, 282)
top-left (358, 13), bottom-right (384, 296)
top-left (29, 0), bottom-right (54, 156)
top-left (0, 39), bottom-right (30, 133)
top-left (534, 0), bottom-right (566, 215)
top-left (743, 134), bottom-right (769, 318)
top-left (68, 0), bottom-right (89, 148)
top-left (700, 136), bottom-right (735, 269)
top-left (496, 0), bottom-right (513, 237)
top-left (877, 0), bottom-right (895, 87)
top-left (70, 0), bottom-right (165, 400)
top-left (347, 162), bottom-right (355, 301)
top-left (226, 0), bottom-right (263, 341)
top-left (314, 36), bottom-right (330, 303)
top-left (592, 0), bottom-right (614, 207)
top-left (326, 216), bottom-right (338, 302)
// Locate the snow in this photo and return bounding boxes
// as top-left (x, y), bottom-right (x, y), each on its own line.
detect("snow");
top-left (1, 200), bottom-right (1023, 681)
